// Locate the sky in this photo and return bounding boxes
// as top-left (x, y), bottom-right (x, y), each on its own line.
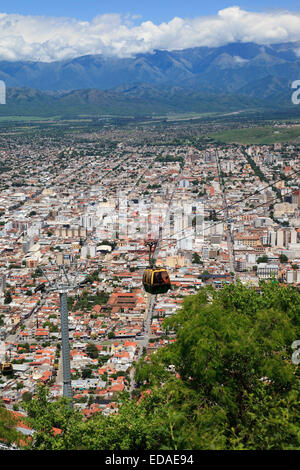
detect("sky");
top-left (1, 2), bottom-right (300, 61)
top-left (2, 1), bottom-right (300, 23)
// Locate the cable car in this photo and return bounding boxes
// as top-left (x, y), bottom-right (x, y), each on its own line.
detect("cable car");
top-left (142, 240), bottom-right (171, 295)
top-left (1, 362), bottom-right (13, 375)
top-left (143, 268), bottom-right (171, 294)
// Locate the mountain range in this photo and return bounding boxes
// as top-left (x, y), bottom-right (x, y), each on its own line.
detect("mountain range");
top-left (1, 42), bottom-right (300, 116)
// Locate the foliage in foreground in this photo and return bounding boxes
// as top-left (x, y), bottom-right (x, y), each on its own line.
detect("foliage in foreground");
top-left (0, 405), bottom-right (24, 447)
top-left (21, 282), bottom-right (300, 450)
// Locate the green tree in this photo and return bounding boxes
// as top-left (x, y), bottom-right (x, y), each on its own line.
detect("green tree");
top-left (22, 385), bottom-right (81, 450)
top-left (4, 290), bottom-right (12, 304)
top-left (136, 282), bottom-right (300, 449)
top-left (279, 254), bottom-right (289, 264)
top-left (86, 343), bottom-right (98, 360)
top-left (31, 267), bottom-right (43, 279)
top-left (82, 368), bottom-right (92, 379)
top-left (0, 403), bottom-right (24, 448)
top-left (257, 255), bottom-right (269, 264)
top-left (23, 387), bottom-right (178, 450)
top-left (192, 253), bottom-right (202, 265)
top-left (21, 283), bottom-right (300, 450)
top-left (22, 392), bottom-right (33, 403)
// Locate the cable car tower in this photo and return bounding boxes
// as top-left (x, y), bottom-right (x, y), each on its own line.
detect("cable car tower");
top-left (36, 262), bottom-right (85, 408)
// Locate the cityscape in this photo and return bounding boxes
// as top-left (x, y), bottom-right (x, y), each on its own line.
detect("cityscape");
top-left (0, 0), bottom-right (299, 454)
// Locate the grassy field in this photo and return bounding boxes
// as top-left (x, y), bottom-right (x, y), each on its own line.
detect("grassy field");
top-left (164, 112), bottom-right (220, 121)
top-left (209, 124), bottom-right (300, 144)
top-left (156, 109), bottom-right (250, 122)
top-left (0, 115), bottom-right (61, 122)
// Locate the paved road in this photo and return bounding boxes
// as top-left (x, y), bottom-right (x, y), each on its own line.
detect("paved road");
top-left (129, 294), bottom-right (156, 394)
top-left (215, 150), bottom-right (236, 279)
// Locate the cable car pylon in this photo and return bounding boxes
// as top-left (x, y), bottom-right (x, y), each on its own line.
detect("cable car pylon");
top-left (35, 262), bottom-right (85, 408)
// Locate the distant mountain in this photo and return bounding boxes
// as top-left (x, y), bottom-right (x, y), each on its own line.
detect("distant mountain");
top-left (1, 42), bottom-right (300, 116)
top-left (0, 42), bottom-right (299, 102)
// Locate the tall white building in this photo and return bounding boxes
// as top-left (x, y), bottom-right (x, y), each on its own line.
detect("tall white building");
top-left (80, 215), bottom-right (95, 231)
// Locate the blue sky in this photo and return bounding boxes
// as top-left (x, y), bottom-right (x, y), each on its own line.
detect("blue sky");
top-left (2, 1), bottom-right (300, 22)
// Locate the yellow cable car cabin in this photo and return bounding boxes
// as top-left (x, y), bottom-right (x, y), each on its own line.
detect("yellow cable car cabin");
top-left (143, 268), bottom-right (171, 295)
top-left (1, 362), bottom-right (13, 375)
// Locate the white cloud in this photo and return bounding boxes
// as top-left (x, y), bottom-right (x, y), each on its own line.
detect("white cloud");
top-left (0, 7), bottom-right (300, 62)
top-left (233, 55), bottom-right (249, 64)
